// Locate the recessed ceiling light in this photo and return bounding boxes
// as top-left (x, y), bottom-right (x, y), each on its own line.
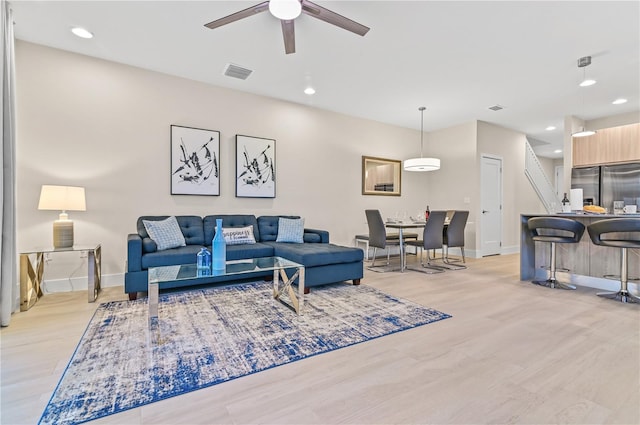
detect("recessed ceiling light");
top-left (612, 98), bottom-right (628, 105)
top-left (554, 149), bottom-right (562, 154)
top-left (71, 27), bottom-right (93, 39)
top-left (546, 126), bottom-right (556, 131)
top-left (579, 79), bottom-right (596, 87)
top-left (304, 87), bottom-right (316, 95)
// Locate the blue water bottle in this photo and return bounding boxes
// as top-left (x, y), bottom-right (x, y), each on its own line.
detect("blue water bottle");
top-left (212, 218), bottom-right (226, 271)
top-left (197, 247), bottom-right (212, 276)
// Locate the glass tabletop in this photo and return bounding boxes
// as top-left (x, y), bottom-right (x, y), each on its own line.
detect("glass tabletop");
top-left (148, 256), bottom-right (303, 284)
top-left (20, 245), bottom-right (100, 255)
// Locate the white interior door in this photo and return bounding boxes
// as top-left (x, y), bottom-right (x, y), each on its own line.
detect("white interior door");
top-left (481, 155), bottom-right (502, 256)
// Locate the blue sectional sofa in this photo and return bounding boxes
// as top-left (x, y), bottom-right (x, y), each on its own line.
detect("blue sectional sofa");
top-left (125, 214), bottom-right (364, 300)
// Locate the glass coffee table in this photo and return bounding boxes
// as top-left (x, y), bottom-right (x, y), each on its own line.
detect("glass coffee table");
top-left (147, 256), bottom-right (305, 319)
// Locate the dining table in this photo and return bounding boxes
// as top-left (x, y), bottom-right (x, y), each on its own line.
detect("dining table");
top-left (385, 221), bottom-right (426, 272)
top-left (385, 218), bottom-right (450, 272)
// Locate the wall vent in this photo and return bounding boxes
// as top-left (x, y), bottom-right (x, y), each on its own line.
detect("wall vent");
top-left (488, 104), bottom-right (504, 111)
top-left (223, 63), bottom-right (253, 80)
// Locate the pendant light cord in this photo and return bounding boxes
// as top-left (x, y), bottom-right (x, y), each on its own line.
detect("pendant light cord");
top-left (419, 106), bottom-right (425, 158)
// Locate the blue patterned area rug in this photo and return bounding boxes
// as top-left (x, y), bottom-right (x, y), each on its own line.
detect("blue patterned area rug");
top-left (39, 281), bottom-right (451, 425)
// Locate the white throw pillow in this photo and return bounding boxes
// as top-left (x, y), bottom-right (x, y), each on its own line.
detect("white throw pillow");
top-left (276, 217), bottom-right (304, 243)
top-left (142, 216), bottom-right (186, 251)
top-left (219, 226), bottom-right (256, 245)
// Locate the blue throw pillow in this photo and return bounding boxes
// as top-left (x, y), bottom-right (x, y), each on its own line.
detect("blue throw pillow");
top-left (276, 217), bottom-right (304, 243)
top-left (142, 216), bottom-right (186, 251)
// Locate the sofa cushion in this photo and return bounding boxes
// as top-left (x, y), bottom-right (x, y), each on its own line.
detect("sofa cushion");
top-left (222, 243), bottom-right (274, 261)
top-left (141, 245), bottom-right (203, 269)
top-left (137, 216), bottom-right (205, 252)
top-left (204, 215), bottom-right (259, 245)
top-left (142, 216), bottom-right (186, 251)
top-left (268, 243), bottom-right (363, 268)
top-left (276, 217), bottom-right (304, 243)
top-left (257, 215), bottom-right (300, 242)
top-left (303, 233), bottom-right (322, 243)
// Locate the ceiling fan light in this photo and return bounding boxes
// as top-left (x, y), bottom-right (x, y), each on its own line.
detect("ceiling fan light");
top-left (269, 0), bottom-right (302, 20)
top-left (404, 157), bottom-right (441, 172)
top-left (572, 127), bottom-right (596, 138)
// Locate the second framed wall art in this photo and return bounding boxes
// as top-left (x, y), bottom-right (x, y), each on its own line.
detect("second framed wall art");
top-left (236, 135), bottom-right (276, 198)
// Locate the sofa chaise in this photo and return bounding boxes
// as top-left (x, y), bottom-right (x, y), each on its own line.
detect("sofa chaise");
top-left (125, 214), bottom-right (364, 300)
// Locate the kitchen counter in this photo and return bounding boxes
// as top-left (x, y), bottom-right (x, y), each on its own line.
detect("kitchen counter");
top-left (520, 213), bottom-right (640, 292)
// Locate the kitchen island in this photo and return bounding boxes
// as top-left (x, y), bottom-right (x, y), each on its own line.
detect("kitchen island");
top-left (520, 213), bottom-right (640, 292)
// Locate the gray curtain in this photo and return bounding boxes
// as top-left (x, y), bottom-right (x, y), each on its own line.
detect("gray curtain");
top-left (1, 0), bottom-right (17, 327)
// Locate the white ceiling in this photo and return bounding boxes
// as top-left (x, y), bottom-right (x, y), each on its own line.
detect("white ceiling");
top-left (11, 1), bottom-right (640, 159)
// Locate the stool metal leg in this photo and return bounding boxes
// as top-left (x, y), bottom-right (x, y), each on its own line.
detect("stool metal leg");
top-left (533, 242), bottom-right (576, 290)
top-left (597, 248), bottom-right (640, 303)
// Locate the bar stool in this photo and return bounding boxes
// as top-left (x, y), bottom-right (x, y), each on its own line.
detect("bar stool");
top-left (528, 217), bottom-right (585, 290)
top-left (587, 218), bottom-right (640, 303)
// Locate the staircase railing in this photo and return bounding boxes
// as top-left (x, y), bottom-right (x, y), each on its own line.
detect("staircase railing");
top-left (524, 141), bottom-right (560, 213)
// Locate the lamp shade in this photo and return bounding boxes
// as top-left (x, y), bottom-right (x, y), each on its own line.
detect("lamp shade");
top-left (404, 157), bottom-right (441, 172)
top-left (269, 0), bottom-right (302, 19)
top-left (38, 185), bottom-right (86, 211)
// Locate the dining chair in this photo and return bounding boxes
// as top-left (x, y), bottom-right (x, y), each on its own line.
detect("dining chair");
top-left (365, 209), bottom-right (401, 271)
top-left (404, 210), bottom-right (447, 273)
top-left (442, 210), bottom-right (469, 269)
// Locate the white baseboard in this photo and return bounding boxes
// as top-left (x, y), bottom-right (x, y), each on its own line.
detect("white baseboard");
top-left (41, 273), bottom-right (124, 294)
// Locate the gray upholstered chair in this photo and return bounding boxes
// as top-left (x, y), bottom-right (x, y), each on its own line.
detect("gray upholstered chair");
top-left (405, 210), bottom-right (447, 273)
top-left (364, 210), bottom-right (417, 271)
top-left (587, 218), bottom-right (640, 303)
top-left (528, 217), bottom-right (585, 290)
top-left (365, 209), bottom-right (401, 271)
top-left (442, 210), bottom-right (469, 269)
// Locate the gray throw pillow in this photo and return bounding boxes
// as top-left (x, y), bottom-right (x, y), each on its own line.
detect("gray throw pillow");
top-left (142, 216), bottom-right (186, 251)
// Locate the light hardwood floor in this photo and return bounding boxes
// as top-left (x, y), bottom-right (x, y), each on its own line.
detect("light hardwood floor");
top-left (2, 254), bottom-right (639, 424)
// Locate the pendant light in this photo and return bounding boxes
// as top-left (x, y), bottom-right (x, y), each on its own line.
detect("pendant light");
top-left (572, 56), bottom-right (597, 138)
top-left (404, 107), bottom-right (440, 172)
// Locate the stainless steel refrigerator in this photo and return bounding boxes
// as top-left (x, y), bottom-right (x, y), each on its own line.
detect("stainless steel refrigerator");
top-left (571, 163), bottom-right (640, 210)
top-left (601, 163), bottom-right (640, 210)
top-left (571, 166), bottom-right (600, 206)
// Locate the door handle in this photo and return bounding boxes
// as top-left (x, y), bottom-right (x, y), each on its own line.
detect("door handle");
top-left (482, 210), bottom-right (488, 214)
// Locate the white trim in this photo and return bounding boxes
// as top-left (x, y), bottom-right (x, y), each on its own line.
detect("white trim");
top-left (41, 273), bottom-right (123, 294)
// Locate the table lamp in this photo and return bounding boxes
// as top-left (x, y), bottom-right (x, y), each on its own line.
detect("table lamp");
top-left (38, 185), bottom-right (86, 248)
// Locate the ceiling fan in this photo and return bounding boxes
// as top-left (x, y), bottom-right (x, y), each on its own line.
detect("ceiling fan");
top-left (204, 0), bottom-right (370, 54)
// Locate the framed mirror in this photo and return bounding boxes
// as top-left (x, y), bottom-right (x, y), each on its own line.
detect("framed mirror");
top-left (362, 156), bottom-right (402, 196)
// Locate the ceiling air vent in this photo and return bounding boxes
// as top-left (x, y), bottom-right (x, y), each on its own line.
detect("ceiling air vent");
top-left (223, 63), bottom-right (253, 80)
top-left (488, 104), bottom-right (504, 111)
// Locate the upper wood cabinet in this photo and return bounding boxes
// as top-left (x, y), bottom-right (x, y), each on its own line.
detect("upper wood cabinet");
top-left (572, 123), bottom-right (640, 167)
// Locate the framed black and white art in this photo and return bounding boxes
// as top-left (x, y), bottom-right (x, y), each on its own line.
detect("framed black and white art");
top-left (171, 125), bottom-right (220, 196)
top-left (236, 135), bottom-right (276, 198)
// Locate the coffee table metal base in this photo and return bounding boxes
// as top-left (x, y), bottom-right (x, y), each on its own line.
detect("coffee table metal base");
top-left (273, 266), bottom-right (305, 314)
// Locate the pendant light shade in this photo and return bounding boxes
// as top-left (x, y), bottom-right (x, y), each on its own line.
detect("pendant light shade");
top-left (572, 127), bottom-right (596, 138)
top-left (404, 106), bottom-right (440, 172)
top-left (404, 157), bottom-right (441, 171)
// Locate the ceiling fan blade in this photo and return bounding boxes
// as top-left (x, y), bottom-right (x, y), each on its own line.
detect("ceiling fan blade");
top-left (281, 20), bottom-right (296, 54)
top-left (204, 1), bottom-right (269, 30)
top-left (301, 0), bottom-right (370, 36)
